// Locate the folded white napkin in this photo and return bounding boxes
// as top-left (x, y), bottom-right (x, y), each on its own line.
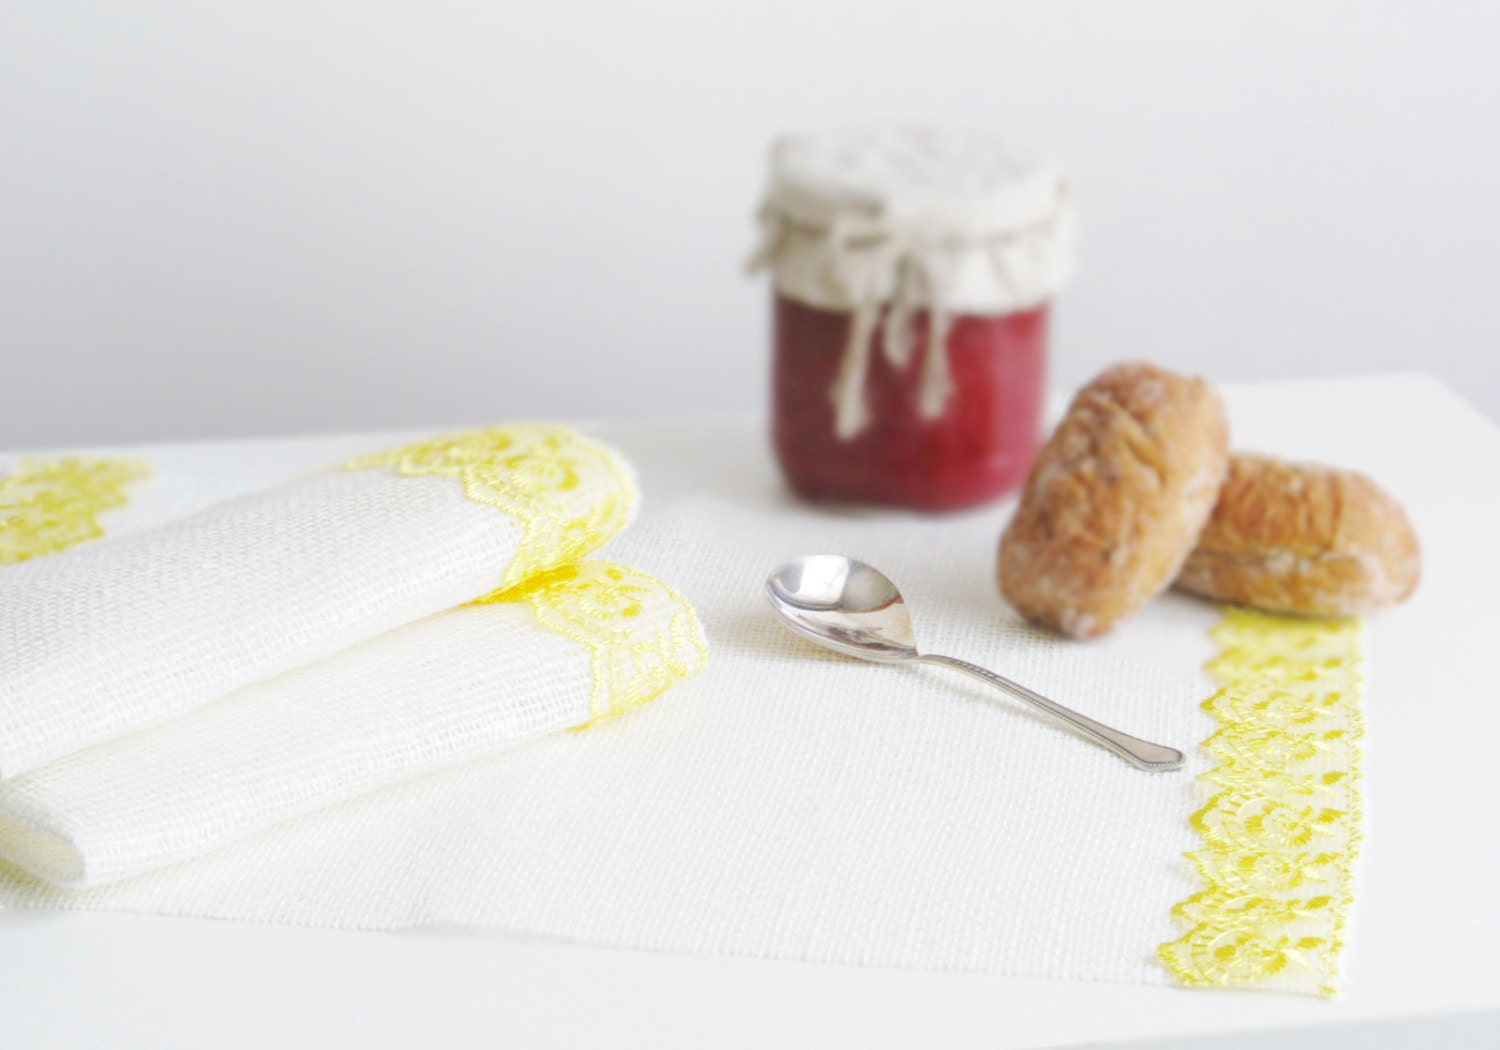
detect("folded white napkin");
top-left (0, 560), bottom-right (707, 887)
top-left (0, 425), bottom-right (635, 778)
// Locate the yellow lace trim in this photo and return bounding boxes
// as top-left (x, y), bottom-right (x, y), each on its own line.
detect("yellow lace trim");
top-left (1158, 608), bottom-right (1364, 997)
top-left (1, 457), bottom-right (150, 565)
top-left (345, 425), bottom-right (635, 588)
top-left (476, 561), bottom-right (708, 722)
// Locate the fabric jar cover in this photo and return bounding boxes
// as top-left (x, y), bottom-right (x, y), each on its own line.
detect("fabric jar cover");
top-left (749, 126), bottom-right (1076, 436)
top-left (0, 425), bottom-right (636, 779)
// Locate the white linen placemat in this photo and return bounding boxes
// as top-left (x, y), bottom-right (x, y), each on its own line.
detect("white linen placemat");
top-left (0, 451), bottom-right (1222, 986)
top-left (0, 425), bottom-right (634, 778)
top-left (2, 376), bottom-right (1491, 997)
top-left (0, 561), bottom-right (706, 888)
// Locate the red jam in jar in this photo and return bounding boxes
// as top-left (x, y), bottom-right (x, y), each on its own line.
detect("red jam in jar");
top-left (772, 293), bottom-right (1049, 511)
top-left (752, 127), bottom-right (1074, 511)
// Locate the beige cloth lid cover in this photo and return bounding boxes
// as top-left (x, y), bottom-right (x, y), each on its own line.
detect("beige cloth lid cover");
top-left (750, 127), bottom-right (1076, 438)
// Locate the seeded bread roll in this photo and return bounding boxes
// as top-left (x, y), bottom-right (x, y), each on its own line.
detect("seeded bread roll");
top-left (1175, 453), bottom-right (1420, 616)
top-left (998, 362), bottom-right (1230, 639)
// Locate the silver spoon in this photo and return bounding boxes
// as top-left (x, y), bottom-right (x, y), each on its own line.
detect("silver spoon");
top-left (764, 554), bottom-right (1184, 772)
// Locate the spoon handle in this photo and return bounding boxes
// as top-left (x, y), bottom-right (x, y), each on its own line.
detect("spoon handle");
top-left (915, 654), bottom-right (1184, 772)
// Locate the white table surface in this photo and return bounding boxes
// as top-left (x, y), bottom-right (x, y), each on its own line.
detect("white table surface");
top-left (4, 376), bottom-right (1499, 1049)
top-left (1, 911), bottom-right (1497, 1050)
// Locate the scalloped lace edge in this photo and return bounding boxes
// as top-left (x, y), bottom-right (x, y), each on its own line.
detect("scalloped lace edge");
top-left (1158, 607), bottom-right (1364, 997)
top-left (1, 456), bottom-right (150, 565)
top-left (345, 424), bottom-right (636, 589)
top-left (474, 560), bottom-right (708, 723)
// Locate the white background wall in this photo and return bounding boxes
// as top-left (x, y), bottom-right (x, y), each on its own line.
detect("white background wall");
top-left (3, 1), bottom-right (1496, 447)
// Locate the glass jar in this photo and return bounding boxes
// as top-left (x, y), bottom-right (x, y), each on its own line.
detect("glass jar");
top-left (751, 128), bottom-right (1075, 511)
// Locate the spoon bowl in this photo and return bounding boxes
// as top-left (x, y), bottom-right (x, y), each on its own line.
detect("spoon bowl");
top-left (764, 554), bottom-right (1184, 772)
top-left (764, 554), bottom-right (916, 661)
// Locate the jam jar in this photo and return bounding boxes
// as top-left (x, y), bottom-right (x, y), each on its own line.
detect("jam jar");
top-left (751, 128), bottom-right (1076, 511)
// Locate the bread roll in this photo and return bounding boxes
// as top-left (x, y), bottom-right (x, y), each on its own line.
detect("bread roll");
top-left (1175, 453), bottom-right (1420, 616)
top-left (998, 362), bottom-right (1230, 639)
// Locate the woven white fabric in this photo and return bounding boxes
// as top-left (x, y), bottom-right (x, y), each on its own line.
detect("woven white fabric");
top-left (0, 467), bottom-right (1222, 984)
top-left (0, 560), bottom-right (706, 888)
top-left (0, 377), bottom-right (1479, 990)
top-left (0, 427), bottom-right (634, 778)
top-left (0, 601), bottom-right (589, 887)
